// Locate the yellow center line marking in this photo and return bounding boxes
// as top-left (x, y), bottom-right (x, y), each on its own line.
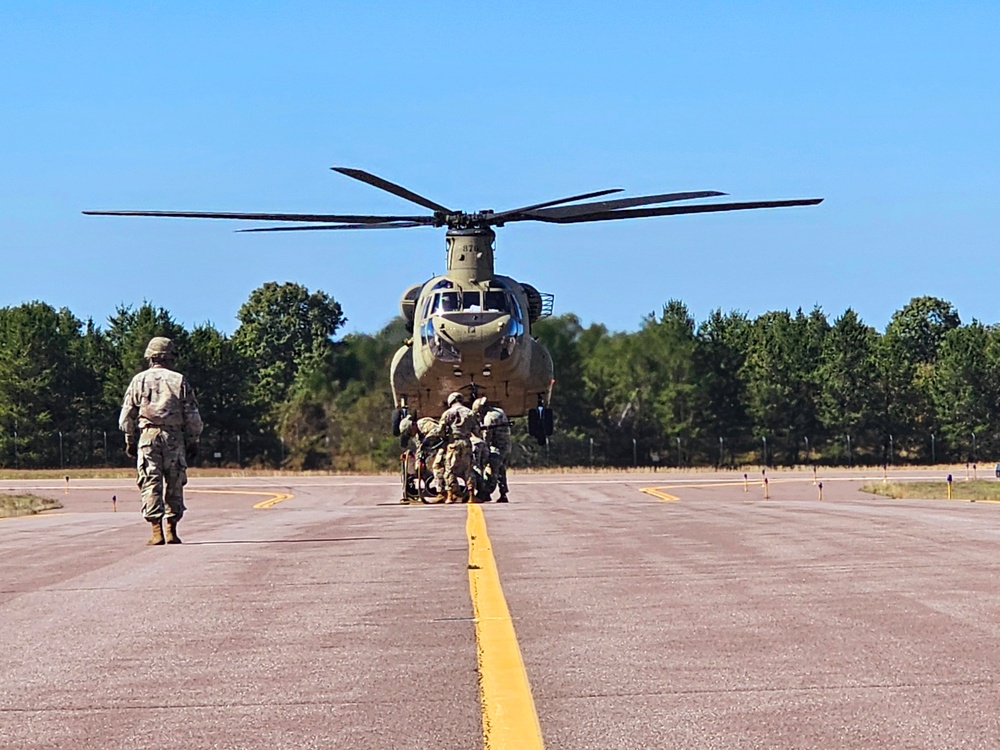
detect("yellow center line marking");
top-left (466, 504), bottom-right (545, 750)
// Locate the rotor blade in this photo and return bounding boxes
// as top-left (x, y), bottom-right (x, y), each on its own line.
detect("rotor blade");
top-left (528, 198), bottom-right (824, 223)
top-left (331, 167), bottom-right (453, 214)
top-left (489, 188), bottom-right (623, 222)
top-left (82, 209), bottom-right (435, 224)
top-left (525, 190), bottom-right (727, 220)
top-left (236, 221), bottom-right (429, 233)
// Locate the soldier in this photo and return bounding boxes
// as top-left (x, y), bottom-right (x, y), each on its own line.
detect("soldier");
top-left (473, 396), bottom-right (512, 502)
top-left (439, 392), bottom-right (481, 503)
top-left (120, 337), bottom-right (203, 545)
top-left (399, 415), bottom-right (447, 501)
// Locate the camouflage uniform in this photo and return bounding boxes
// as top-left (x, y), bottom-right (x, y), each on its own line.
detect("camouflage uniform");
top-left (120, 338), bottom-right (202, 541)
top-left (439, 395), bottom-right (481, 500)
top-left (401, 416), bottom-right (446, 494)
top-left (416, 417), bottom-right (447, 493)
top-left (482, 406), bottom-right (512, 500)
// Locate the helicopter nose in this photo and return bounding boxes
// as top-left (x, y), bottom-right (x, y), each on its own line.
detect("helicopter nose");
top-left (434, 312), bottom-right (507, 350)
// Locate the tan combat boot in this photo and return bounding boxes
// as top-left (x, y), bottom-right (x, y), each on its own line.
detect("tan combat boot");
top-left (164, 518), bottom-right (182, 544)
top-left (146, 520), bottom-right (165, 546)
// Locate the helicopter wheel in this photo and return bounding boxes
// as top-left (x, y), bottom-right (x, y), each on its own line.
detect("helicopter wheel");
top-left (400, 451), bottom-right (434, 503)
top-left (528, 407), bottom-right (554, 446)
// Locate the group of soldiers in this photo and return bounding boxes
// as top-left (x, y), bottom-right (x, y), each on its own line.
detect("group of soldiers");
top-left (399, 391), bottom-right (511, 504)
top-left (119, 336), bottom-right (514, 547)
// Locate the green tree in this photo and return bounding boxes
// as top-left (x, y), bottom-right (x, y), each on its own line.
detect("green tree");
top-left (579, 328), bottom-right (633, 464)
top-left (816, 309), bottom-right (880, 463)
top-left (877, 296), bottom-right (960, 460)
top-left (577, 301), bottom-right (699, 466)
top-left (635, 300), bottom-right (700, 463)
top-left (695, 309), bottom-right (752, 463)
top-left (0, 302), bottom-right (83, 466)
top-left (274, 317), bottom-right (403, 470)
top-left (184, 324), bottom-right (255, 464)
top-left (530, 313), bottom-right (600, 462)
top-left (885, 296), bottom-right (961, 366)
top-left (742, 308), bottom-right (829, 464)
top-left (928, 322), bottom-right (996, 461)
top-left (232, 282), bottom-right (345, 416)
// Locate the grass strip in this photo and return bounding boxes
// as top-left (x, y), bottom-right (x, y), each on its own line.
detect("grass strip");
top-left (862, 479), bottom-right (1000, 502)
top-left (0, 493), bottom-right (63, 518)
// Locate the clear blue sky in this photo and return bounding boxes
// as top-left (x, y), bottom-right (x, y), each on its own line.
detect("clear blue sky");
top-left (2, 2), bottom-right (997, 336)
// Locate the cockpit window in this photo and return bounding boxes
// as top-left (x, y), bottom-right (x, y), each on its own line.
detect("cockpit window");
top-left (462, 292), bottom-right (481, 311)
top-left (432, 292), bottom-right (460, 313)
top-left (483, 291), bottom-right (508, 312)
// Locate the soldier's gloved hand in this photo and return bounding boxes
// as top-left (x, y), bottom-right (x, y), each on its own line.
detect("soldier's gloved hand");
top-left (125, 438), bottom-right (137, 459)
top-left (185, 441), bottom-right (199, 462)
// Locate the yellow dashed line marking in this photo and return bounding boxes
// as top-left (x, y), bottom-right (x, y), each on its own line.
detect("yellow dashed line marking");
top-left (185, 488), bottom-right (295, 509)
top-left (640, 487), bottom-right (680, 502)
top-left (466, 504), bottom-right (545, 750)
top-left (245, 491), bottom-right (294, 509)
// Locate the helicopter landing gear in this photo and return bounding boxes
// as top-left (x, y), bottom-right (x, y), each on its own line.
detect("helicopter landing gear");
top-left (400, 449), bottom-right (436, 503)
top-left (391, 397), bottom-right (411, 437)
top-left (528, 400), bottom-right (554, 446)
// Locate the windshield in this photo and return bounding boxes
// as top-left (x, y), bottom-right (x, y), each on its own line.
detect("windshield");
top-left (462, 292), bottom-right (481, 311)
top-left (431, 292), bottom-right (460, 313)
top-left (483, 291), bottom-right (508, 312)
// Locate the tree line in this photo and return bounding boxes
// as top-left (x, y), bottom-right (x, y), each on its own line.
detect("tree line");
top-left (0, 286), bottom-right (994, 470)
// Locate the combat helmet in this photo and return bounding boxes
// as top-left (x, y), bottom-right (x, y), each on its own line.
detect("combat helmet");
top-left (472, 396), bottom-right (488, 413)
top-left (447, 391), bottom-right (464, 407)
top-left (144, 336), bottom-right (176, 359)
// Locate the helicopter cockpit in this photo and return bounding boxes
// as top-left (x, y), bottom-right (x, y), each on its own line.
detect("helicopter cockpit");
top-left (419, 279), bottom-right (524, 363)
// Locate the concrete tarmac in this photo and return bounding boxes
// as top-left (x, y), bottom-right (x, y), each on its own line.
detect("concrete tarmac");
top-left (2, 468), bottom-right (999, 749)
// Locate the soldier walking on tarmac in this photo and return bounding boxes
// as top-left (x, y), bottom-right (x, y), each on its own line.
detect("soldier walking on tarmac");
top-left (120, 337), bottom-right (203, 545)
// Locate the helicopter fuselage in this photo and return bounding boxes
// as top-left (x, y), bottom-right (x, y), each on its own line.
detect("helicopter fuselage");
top-left (391, 228), bottom-right (553, 418)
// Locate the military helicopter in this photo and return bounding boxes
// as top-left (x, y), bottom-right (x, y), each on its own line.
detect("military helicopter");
top-left (85, 167), bottom-right (822, 445)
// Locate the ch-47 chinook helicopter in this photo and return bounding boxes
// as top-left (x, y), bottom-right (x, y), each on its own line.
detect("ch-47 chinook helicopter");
top-left (85, 167), bottom-right (822, 444)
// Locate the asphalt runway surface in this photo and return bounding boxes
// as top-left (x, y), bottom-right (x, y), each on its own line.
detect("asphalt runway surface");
top-left (2, 467), bottom-right (1000, 749)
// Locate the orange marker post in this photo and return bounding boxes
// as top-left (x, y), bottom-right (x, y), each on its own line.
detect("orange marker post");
top-left (763, 477), bottom-right (770, 500)
top-left (817, 482), bottom-right (823, 501)
top-left (947, 474), bottom-right (953, 500)
top-left (812, 466), bottom-right (818, 485)
top-left (966, 462), bottom-right (970, 481)
top-left (64, 476), bottom-right (69, 494)
top-left (743, 473), bottom-right (748, 492)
